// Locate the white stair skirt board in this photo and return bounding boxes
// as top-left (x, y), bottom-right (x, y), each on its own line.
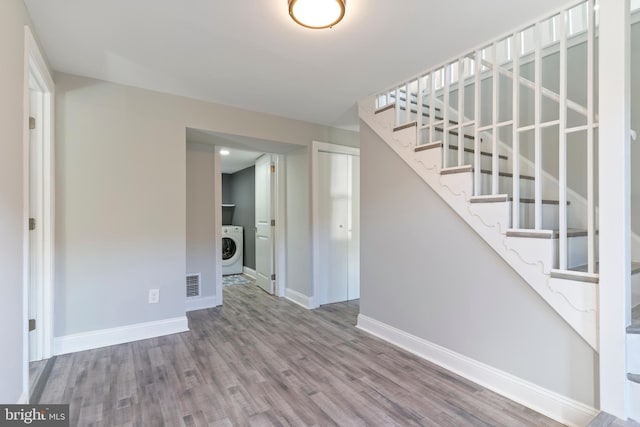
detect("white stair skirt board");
top-left (53, 316), bottom-right (189, 355)
top-left (185, 295), bottom-right (217, 312)
top-left (360, 100), bottom-right (598, 350)
top-left (285, 288), bottom-right (312, 309)
top-left (633, 273), bottom-right (640, 308)
top-left (243, 266), bottom-right (256, 278)
top-left (357, 314), bottom-right (598, 427)
top-left (628, 333), bottom-right (640, 374)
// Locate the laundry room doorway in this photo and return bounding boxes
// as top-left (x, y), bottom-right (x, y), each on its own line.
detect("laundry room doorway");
top-left (218, 148), bottom-right (286, 301)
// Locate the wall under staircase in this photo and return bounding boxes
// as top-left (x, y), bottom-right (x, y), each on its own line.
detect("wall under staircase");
top-left (357, 122), bottom-right (597, 424)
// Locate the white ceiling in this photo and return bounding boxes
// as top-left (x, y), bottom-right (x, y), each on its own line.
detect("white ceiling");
top-left (219, 148), bottom-right (263, 175)
top-left (24, 0), bottom-right (562, 129)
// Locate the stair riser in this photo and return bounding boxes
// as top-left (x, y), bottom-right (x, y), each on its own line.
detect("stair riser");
top-left (518, 204), bottom-right (560, 230)
top-left (628, 333), bottom-right (640, 375)
top-left (553, 235), bottom-right (593, 270)
top-left (479, 174), bottom-right (535, 199)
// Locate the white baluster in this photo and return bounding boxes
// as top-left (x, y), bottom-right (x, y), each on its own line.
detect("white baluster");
top-left (512, 32), bottom-right (521, 228)
top-left (559, 10), bottom-right (568, 270)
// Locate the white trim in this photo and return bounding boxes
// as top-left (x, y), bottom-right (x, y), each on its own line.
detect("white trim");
top-left (357, 315), bottom-right (598, 427)
top-left (185, 296), bottom-right (217, 312)
top-left (53, 316), bottom-right (189, 355)
top-left (285, 288), bottom-right (313, 309)
top-left (274, 155), bottom-right (287, 297)
top-left (311, 141), bottom-right (360, 309)
top-left (242, 266), bottom-right (256, 278)
top-left (214, 151), bottom-right (223, 306)
top-left (23, 25), bottom-right (55, 404)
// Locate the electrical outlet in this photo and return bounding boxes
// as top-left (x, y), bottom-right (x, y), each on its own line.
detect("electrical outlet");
top-left (148, 289), bottom-right (159, 304)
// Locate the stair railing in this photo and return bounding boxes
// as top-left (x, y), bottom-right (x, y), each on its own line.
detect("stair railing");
top-left (375, 0), bottom-right (598, 273)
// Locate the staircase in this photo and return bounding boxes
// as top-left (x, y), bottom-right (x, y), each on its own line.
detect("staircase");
top-left (358, 0), bottom-right (640, 420)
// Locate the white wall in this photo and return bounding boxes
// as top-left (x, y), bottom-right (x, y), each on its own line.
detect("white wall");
top-left (54, 72), bottom-right (355, 337)
top-left (186, 143), bottom-right (217, 300)
top-left (360, 122), bottom-right (596, 406)
top-left (0, 0), bottom-right (46, 403)
top-left (285, 147), bottom-right (312, 296)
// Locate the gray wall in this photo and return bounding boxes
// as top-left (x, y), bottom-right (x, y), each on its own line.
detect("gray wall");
top-left (229, 166), bottom-right (256, 270)
top-left (0, 0), bottom-right (37, 403)
top-left (360, 122), bottom-right (596, 406)
top-left (221, 174), bottom-right (233, 225)
top-left (285, 147), bottom-right (312, 296)
top-left (54, 72), bottom-right (339, 337)
top-left (186, 143), bottom-right (217, 299)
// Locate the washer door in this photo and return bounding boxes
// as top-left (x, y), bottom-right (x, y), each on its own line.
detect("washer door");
top-left (222, 237), bottom-right (240, 266)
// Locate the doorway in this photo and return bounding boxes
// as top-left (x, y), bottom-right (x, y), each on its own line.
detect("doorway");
top-left (312, 141), bottom-right (360, 308)
top-left (216, 148), bottom-right (286, 303)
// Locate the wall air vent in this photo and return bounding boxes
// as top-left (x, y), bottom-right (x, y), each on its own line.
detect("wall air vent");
top-left (186, 273), bottom-right (201, 298)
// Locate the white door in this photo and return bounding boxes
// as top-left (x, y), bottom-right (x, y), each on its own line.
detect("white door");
top-left (255, 154), bottom-right (274, 294)
top-left (318, 151), bottom-right (360, 305)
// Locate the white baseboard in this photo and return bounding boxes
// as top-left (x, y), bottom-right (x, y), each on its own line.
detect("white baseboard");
top-left (285, 288), bottom-right (312, 309)
top-left (356, 314), bottom-right (598, 427)
top-left (53, 316), bottom-right (189, 356)
top-left (185, 296), bottom-right (217, 312)
top-left (243, 267), bottom-right (256, 278)
top-left (17, 390), bottom-right (28, 404)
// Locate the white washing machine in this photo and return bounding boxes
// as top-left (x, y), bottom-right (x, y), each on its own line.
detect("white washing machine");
top-left (222, 225), bottom-right (243, 275)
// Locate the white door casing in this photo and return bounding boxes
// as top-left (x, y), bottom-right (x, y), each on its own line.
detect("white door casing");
top-left (23, 25), bottom-right (55, 399)
top-left (255, 154), bottom-right (274, 294)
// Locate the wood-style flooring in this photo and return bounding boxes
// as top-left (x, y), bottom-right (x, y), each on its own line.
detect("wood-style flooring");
top-left (34, 282), bottom-right (563, 426)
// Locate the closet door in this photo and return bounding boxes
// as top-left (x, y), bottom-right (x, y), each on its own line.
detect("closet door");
top-left (318, 151), bottom-right (359, 305)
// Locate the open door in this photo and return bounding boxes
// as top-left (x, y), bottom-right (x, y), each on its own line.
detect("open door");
top-left (255, 154), bottom-right (274, 294)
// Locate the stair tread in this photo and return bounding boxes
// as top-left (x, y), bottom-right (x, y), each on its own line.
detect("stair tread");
top-left (470, 195), bottom-right (566, 205)
top-left (565, 261), bottom-right (640, 275)
top-left (550, 269), bottom-right (599, 284)
top-left (628, 373), bottom-right (640, 384)
top-left (506, 228), bottom-right (589, 238)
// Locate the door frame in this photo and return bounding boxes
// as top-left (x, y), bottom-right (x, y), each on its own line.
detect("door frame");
top-left (22, 25), bottom-right (55, 394)
top-left (214, 151), bottom-right (287, 305)
top-left (310, 141), bottom-right (360, 309)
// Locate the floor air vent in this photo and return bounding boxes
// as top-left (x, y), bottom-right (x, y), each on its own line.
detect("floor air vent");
top-left (186, 273), bottom-right (200, 298)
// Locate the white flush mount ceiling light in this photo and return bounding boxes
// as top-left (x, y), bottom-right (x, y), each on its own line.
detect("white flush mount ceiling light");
top-left (220, 149), bottom-right (230, 156)
top-left (289, 0), bottom-right (346, 29)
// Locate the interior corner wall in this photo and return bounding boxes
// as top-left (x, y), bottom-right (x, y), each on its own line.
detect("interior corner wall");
top-left (0, 0), bottom-right (33, 404)
top-left (186, 142), bottom-right (217, 299)
top-left (359, 121), bottom-right (596, 406)
top-left (286, 147), bottom-right (312, 297)
top-left (54, 72), bottom-right (332, 338)
top-left (229, 166), bottom-right (256, 270)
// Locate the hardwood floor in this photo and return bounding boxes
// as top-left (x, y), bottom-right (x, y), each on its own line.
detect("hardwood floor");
top-left (36, 283), bottom-right (562, 426)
